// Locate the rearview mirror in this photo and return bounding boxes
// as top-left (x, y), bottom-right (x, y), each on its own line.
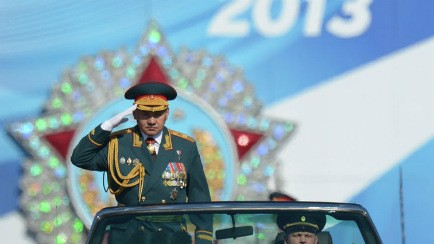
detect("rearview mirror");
top-left (215, 226), bottom-right (253, 240)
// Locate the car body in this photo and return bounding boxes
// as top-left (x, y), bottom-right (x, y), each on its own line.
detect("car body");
top-left (86, 201), bottom-right (382, 244)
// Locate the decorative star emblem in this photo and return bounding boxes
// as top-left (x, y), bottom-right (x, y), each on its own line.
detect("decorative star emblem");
top-left (7, 21), bottom-right (294, 243)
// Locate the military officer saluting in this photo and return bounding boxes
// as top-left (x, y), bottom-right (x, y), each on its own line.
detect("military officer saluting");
top-left (70, 57), bottom-right (213, 243)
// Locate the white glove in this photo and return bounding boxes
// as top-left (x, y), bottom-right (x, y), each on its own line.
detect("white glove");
top-left (101, 104), bottom-right (137, 131)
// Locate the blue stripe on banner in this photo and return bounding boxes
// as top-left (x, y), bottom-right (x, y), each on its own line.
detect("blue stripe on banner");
top-left (351, 136), bottom-right (434, 243)
top-left (0, 160), bottom-right (21, 216)
top-left (351, 166), bottom-right (401, 243)
top-left (400, 137), bottom-right (434, 244)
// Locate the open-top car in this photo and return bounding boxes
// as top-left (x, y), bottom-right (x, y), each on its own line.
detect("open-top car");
top-left (86, 201), bottom-right (382, 244)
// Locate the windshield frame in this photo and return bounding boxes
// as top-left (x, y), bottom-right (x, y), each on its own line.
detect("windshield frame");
top-left (86, 201), bottom-right (382, 244)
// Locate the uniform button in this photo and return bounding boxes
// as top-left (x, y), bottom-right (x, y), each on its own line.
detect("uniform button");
top-left (141, 196), bottom-right (146, 201)
top-left (140, 226), bottom-right (145, 231)
top-left (158, 228), bottom-right (162, 231)
top-left (162, 199), bottom-right (166, 204)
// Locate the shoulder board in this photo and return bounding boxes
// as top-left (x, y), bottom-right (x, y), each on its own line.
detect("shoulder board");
top-left (110, 128), bottom-right (133, 138)
top-left (169, 129), bottom-right (195, 143)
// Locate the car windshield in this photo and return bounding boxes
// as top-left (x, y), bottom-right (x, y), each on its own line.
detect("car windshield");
top-left (86, 202), bottom-right (382, 244)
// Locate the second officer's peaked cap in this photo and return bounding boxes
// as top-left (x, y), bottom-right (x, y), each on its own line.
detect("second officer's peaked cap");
top-left (277, 213), bottom-right (326, 235)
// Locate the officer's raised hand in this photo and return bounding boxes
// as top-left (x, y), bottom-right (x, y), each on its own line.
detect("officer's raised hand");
top-left (101, 104), bottom-right (137, 131)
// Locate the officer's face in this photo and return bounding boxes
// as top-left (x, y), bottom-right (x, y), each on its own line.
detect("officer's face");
top-left (133, 108), bottom-right (169, 136)
top-left (286, 232), bottom-right (318, 244)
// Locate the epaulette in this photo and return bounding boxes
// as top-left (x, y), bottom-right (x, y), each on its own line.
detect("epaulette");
top-left (109, 128), bottom-right (133, 138)
top-left (169, 129), bottom-right (195, 143)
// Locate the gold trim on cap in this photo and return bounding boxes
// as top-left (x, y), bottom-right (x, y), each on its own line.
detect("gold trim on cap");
top-left (136, 104), bottom-right (168, 112)
top-left (135, 95), bottom-right (168, 112)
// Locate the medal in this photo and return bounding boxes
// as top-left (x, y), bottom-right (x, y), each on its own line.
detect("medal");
top-left (176, 150), bottom-right (182, 160)
top-left (147, 143), bottom-right (155, 155)
top-left (162, 162), bottom-right (188, 188)
top-left (170, 188), bottom-right (178, 201)
top-left (133, 158), bottom-right (140, 166)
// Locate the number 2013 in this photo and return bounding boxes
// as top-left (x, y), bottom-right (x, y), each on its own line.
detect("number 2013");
top-left (208, 0), bottom-right (373, 38)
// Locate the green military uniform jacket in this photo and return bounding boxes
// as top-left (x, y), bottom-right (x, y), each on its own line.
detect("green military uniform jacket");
top-left (71, 125), bottom-right (213, 243)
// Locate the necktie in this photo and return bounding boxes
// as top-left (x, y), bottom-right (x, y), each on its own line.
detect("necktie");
top-left (145, 137), bottom-right (157, 156)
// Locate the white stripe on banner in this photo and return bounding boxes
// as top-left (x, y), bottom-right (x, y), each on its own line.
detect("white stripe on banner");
top-left (0, 211), bottom-right (36, 243)
top-left (265, 37), bottom-right (434, 202)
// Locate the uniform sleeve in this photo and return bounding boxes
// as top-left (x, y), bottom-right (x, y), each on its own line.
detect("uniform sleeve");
top-left (70, 124), bottom-right (111, 171)
top-left (186, 142), bottom-right (214, 243)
